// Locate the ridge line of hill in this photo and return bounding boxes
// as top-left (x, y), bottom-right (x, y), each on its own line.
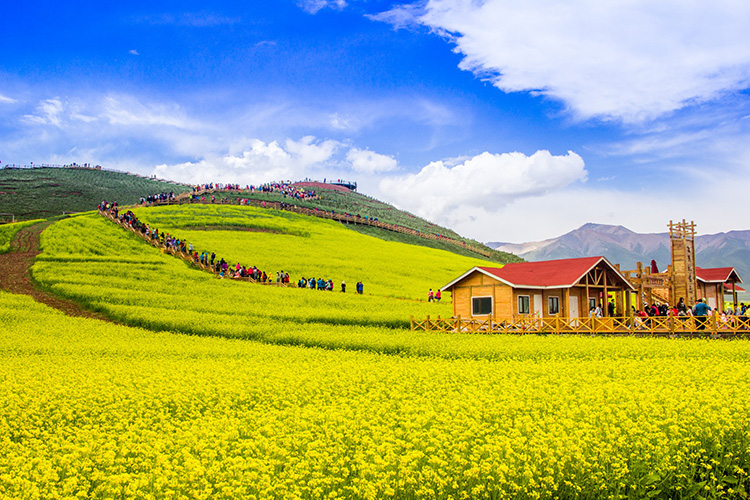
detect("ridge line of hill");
top-left (150, 188), bottom-right (502, 260)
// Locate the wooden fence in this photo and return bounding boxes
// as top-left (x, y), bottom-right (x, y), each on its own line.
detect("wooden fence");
top-left (146, 191), bottom-right (496, 258)
top-left (411, 314), bottom-right (750, 337)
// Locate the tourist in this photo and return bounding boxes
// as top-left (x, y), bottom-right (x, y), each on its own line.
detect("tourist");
top-left (692, 298), bottom-right (711, 331)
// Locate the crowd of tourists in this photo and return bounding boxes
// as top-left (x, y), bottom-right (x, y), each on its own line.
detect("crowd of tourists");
top-left (248, 181), bottom-right (318, 200)
top-left (140, 192), bottom-right (176, 204)
top-left (584, 296), bottom-right (749, 331)
top-left (193, 183), bottom-right (243, 192)
top-left (294, 277), bottom-right (364, 293)
top-left (98, 201), bottom-right (365, 294)
top-left (188, 181), bottom-right (318, 201)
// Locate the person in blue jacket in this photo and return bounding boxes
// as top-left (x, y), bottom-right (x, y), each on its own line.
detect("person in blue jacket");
top-left (692, 298), bottom-right (711, 331)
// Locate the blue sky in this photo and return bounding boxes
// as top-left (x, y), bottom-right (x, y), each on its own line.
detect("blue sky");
top-left (2, 0), bottom-right (750, 242)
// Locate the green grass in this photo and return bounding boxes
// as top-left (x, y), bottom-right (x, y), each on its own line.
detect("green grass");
top-left (0, 167), bottom-right (191, 220)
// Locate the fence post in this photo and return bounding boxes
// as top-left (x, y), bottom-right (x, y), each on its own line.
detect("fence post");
top-left (712, 311), bottom-right (719, 334)
top-left (410, 315), bottom-right (414, 331)
top-left (426, 315), bottom-right (430, 331)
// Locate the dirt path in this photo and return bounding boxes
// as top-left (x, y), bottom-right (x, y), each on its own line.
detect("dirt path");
top-left (0, 222), bottom-right (116, 321)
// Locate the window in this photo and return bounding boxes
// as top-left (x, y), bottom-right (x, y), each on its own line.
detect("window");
top-left (548, 296), bottom-right (560, 315)
top-left (589, 298), bottom-right (597, 311)
top-left (518, 295), bottom-right (530, 314)
top-left (472, 297), bottom-right (492, 315)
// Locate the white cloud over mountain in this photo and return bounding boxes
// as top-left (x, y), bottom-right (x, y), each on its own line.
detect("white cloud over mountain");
top-left (378, 0), bottom-right (750, 122)
top-left (378, 150), bottom-right (586, 228)
top-left (346, 148), bottom-right (398, 173)
top-left (154, 137), bottom-right (341, 185)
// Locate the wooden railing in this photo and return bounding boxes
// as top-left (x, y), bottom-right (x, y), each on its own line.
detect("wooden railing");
top-left (411, 314), bottom-right (750, 336)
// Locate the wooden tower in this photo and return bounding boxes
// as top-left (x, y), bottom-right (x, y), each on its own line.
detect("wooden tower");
top-left (669, 220), bottom-right (697, 305)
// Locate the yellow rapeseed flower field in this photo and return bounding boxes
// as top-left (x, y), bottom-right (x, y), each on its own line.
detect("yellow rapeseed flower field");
top-left (3, 208), bottom-right (748, 498)
top-left (1, 291), bottom-right (750, 499)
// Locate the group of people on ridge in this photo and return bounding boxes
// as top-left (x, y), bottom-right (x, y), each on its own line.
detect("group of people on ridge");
top-left (98, 201), bottom-right (366, 295)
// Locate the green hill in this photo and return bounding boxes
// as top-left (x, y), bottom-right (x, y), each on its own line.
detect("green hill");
top-left (2, 168), bottom-right (520, 263)
top-left (0, 167), bottom-right (191, 221)
top-left (209, 182), bottom-right (521, 264)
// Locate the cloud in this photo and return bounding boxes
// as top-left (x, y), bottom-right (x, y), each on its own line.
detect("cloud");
top-left (366, 3), bottom-right (425, 30)
top-left (0, 94), bottom-right (18, 104)
top-left (129, 49), bottom-right (140, 56)
top-left (102, 96), bottom-right (195, 129)
top-left (153, 136), bottom-right (340, 185)
top-left (378, 150), bottom-right (586, 231)
top-left (346, 148), bottom-right (398, 173)
top-left (380, 0), bottom-right (750, 122)
top-left (298, 0), bottom-right (347, 14)
top-left (23, 98), bottom-right (64, 126)
top-left (133, 12), bottom-right (241, 27)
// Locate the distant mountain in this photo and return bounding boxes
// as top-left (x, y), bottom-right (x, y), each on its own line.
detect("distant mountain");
top-left (489, 223), bottom-right (750, 296)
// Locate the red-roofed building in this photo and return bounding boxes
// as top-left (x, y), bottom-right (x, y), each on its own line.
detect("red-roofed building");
top-left (696, 267), bottom-right (743, 311)
top-left (441, 257), bottom-right (635, 319)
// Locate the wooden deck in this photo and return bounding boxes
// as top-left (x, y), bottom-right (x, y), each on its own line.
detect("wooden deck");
top-left (411, 314), bottom-right (750, 337)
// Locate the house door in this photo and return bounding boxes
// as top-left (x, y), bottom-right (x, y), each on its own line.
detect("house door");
top-left (534, 293), bottom-right (543, 317)
top-left (708, 297), bottom-right (716, 310)
top-left (569, 296), bottom-right (579, 318)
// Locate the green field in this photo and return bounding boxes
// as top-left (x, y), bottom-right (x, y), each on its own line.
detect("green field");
top-left (0, 167), bottom-right (191, 220)
top-left (2, 205), bottom-right (750, 499)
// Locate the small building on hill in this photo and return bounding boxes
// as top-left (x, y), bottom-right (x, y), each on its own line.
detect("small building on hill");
top-left (441, 256), bottom-right (636, 319)
top-left (696, 267), bottom-right (743, 311)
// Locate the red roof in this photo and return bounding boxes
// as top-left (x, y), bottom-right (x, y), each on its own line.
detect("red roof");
top-left (724, 283), bottom-right (746, 293)
top-left (443, 256), bottom-right (634, 290)
top-left (696, 267), bottom-right (743, 284)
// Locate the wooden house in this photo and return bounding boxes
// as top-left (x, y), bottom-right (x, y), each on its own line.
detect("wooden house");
top-left (696, 267), bottom-right (743, 311)
top-left (441, 256), bottom-right (636, 319)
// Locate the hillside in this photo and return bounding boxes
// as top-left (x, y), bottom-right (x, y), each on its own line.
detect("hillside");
top-left (0, 166), bottom-right (191, 221)
top-left (490, 222), bottom-right (750, 296)
top-left (0, 168), bottom-right (518, 263)
top-left (209, 182), bottom-right (521, 264)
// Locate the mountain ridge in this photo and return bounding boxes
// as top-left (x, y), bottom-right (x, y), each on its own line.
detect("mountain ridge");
top-left (488, 223), bottom-right (750, 295)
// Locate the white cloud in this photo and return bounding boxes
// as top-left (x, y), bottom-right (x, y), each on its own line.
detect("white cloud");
top-left (378, 150), bottom-right (586, 231)
top-left (0, 94), bottom-right (17, 104)
top-left (461, 180), bottom-right (750, 244)
top-left (383, 0), bottom-right (750, 122)
top-left (102, 96), bottom-right (195, 129)
top-left (129, 49), bottom-right (140, 56)
top-left (153, 136), bottom-right (340, 185)
top-left (298, 0), bottom-right (347, 14)
top-left (366, 3), bottom-right (425, 30)
top-left (23, 98), bottom-right (64, 126)
top-left (134, 12), bottom-right (241, 27)
top-left (346, 147), bottom-right (398, 173)
top-left (284, 136), bottom-right (341, 165)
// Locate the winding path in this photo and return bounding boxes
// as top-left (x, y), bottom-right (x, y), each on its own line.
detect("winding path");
top-left (0, 222), bottom-right (115, 321)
